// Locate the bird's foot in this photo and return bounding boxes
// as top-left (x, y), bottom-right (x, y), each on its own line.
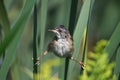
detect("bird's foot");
top-left (79, 61), bottom-right (85, 69)
top-left (32, 57), bottom-right (40, 65)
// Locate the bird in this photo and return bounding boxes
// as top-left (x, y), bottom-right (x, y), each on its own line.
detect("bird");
top-left (38, 25), bottom-right (85, 69)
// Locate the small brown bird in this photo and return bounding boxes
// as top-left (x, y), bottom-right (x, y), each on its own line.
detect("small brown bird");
top-left (39, 25), bottom-right (85, 69)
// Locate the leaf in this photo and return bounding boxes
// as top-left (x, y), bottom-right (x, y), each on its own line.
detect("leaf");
top-left (104, 21), bottom-right (120, 80)
top-left (38, 0), bottom-right (48, 54)
top-left (0, 0), bottom-right (36, 79)
top-left (67, 0), bottom-right (92, 79)
top-left (114, 43), bottom-right (120, 79)
top-left (104, 21), bottom-right (120, 60)
top-left (0, 0), bottom-right (10, 35)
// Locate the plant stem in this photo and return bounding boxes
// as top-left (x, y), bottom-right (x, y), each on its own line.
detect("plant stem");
top-left (33, 4), bottom-right (38, 74)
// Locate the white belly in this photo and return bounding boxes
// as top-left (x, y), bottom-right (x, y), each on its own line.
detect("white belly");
top-left (53, 39), bottom-right (71, 57)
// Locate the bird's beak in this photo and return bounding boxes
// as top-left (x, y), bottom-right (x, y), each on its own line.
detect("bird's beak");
top-left (48, 29), bottom-right (59, 34)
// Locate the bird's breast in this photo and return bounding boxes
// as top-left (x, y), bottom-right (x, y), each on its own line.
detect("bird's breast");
top-left (53, 39), bottom-right (72, 57)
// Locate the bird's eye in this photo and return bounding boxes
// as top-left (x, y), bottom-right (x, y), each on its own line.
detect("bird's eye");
top-left (65, 36), bottom-right (67, 38)
top-left (58, 29), bottom-right (62, 32)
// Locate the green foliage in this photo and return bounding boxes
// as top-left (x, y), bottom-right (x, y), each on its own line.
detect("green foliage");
top-left (79, 40), bottom-right (116, 80)
top-left (0, 0), bottom-right (36, 79)
top-left (0, 0), bottom-right (120, 80)
top-left (37, 58), bottom-right (60, 80)
top-left (22, 58), bottom-right (60, 80)
top-left (67, 0), bottom-right (92, 79)
top-left (0, 0), bottom-right (10, 35)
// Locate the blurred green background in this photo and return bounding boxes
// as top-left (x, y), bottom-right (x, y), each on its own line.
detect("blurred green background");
top-left (0, 0), bottom-right (120, 80)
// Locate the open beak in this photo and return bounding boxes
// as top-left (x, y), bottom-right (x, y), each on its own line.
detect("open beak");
top-left (48, 29), bottom-right (59, 35)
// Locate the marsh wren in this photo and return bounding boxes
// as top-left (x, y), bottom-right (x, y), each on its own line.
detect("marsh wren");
top-left (39, 25), bottom-right (85, 69)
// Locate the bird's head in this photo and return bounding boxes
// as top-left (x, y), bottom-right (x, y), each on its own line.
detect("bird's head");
top-left (48, 25), bottom-right (69, 39)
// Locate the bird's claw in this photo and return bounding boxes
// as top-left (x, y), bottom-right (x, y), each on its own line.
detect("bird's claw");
top-left (32, 57), bottom-right (40, 65)
top-left (79, 61), bottom-right (85, 69)
top-left (35, 60), bottom-right (40, 65)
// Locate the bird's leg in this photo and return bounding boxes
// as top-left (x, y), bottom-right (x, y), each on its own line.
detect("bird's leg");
top-left (32, 50), bottom-right (48, 65)
top-left (43, 50), bottom-right (48, 55)
top-left (70, 57), bottom-right (85, 69)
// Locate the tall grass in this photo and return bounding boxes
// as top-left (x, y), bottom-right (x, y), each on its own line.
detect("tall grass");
top-left (0, 0), bottom-right (36, 79)
top-left (0, 0), bottom-right (120, 80)
top-left (67, 0), bottom-right (92, 79)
